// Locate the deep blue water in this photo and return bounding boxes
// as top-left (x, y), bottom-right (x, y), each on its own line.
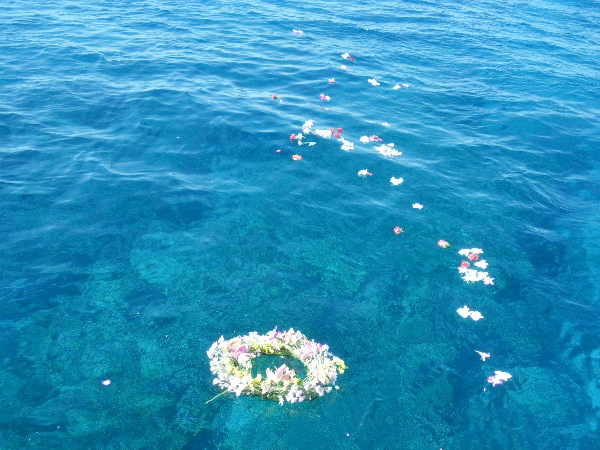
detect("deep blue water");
top-left (2, 0), bottom-right (600, 448)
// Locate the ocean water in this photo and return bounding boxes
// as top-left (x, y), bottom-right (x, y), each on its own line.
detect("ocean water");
top-left (1, 0), bottom-right (600, 448)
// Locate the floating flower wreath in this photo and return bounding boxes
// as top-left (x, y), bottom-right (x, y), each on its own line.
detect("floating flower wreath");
top-left (206, 327), bottom-right (347, 405)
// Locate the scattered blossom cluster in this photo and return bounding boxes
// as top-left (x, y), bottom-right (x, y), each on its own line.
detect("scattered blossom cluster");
top-left (457, 248), bottom-right (494, 285)
top-left (273, 48), bottom-right (410, 210)
top-left (289, 119), bottom-right (405, 159)
top-left (207, 328), bottom-right (346, 405)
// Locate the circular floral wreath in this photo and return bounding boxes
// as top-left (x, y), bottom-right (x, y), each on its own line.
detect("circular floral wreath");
top-left (207, 327), bottom-right (347, 405)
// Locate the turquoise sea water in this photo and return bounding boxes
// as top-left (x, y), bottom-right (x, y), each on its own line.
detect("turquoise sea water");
top-left (2, 0), bottom-right (600, 448)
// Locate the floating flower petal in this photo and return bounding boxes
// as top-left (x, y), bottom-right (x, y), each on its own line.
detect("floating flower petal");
top-left (469, 310), bottom-right (484, 321)
top-left (393, 226), bottom-right (403, 235)
top-left (457, 305), bottom-right (484, 321)
top-left (368, 78), bottom-right (380, 86)
top-left (475, 350), bottom-right (490, 361)
top-left (483, 276), bottom-right (495, 285)
top-left (357, 169), bottom-right (372, 177)
top-left (437, 240), bottom-right (450, 248)
top-left (462, 269), bottom-right (489, 283)
top-left (314, 129), bottom-right (332, 139)
top-left (390, 176), bottom-right (404, 186)
top-left (340, 138), bottom-right (354, 151)
top-left (495, 370), bottom-right (512, 380)
top-left (487, 370), bottom-right (512, 387)
top-left (375, 143), bottom-right (401, 157)
top-left (474, 260), bottom-right (488, 269)
top-left (412, 203), bottom-right (424, 210)
top-left (457, 305), bottom-right (471, 318)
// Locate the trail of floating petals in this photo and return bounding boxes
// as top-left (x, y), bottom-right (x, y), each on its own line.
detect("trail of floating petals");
top-left (274, 37), bottom-right (511, 395)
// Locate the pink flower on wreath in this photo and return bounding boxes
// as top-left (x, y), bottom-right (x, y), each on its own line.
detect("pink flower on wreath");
top-left (468, 253), bottom-right (479, 261)
top-left (270, 326), bottom-right (285, 341)
top-left (274, 364), bottom-right (292, 381)
top-left (300, 341), bottom-right (323, 360)
top-left (230, 345), bottom-right (249, 361)
top-left (460, 260), bottom-right (470, 268)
